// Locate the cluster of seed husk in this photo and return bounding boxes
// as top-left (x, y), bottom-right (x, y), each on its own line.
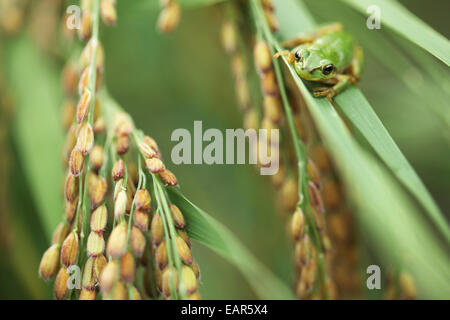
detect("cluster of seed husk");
top-left (384, 269), bottom-right (417, 300)
top-left (0, 0), bottom-right (26, 35)
top-left (132, 133), bottom-right (201, 299)
top-left (100, 0), bottom-right (117, 26)
top-left (27, 0), bottom-right (62, 53)
top-left (39, 0), bottom-right (113, 300)
top-left (307, 142), bottom-right (361, 297)
top-left (221, 17), bottom-right (259, 131)
top-left (76, 1), bottom-right (116, 299)
top-left (277, 86), bottom-right (335, 299)
top-left (80, 204), bottom-right (108, 299)
top-left (38, 0), bottom-right (203, 300)
top-left (289, 82), bottom-right (360, 298)
top-left (254, 39), bottom-right (288, 190)
top-left (287, 84), bottom-right (412, 299)
top-left (40, 2), bottom-right (104, 301)
top-left (98, 115), bottom-right (194, 300)
top-left (79, 0), bottom-right (115, 40)
top-left (100, 114), bottom-right (144, 300)
top-left (38, 30), bottom-right (74, 290)
top-left (157, 0), bottom-right (181, 33)
top-left (139, 133), bottom-right (179, 187)
top-left (288, 160), bottom-right (336, 299)
top-left (221, 23), bottom-right (295, 216)
top-left (80, 142), bottom-right (109, 299)
top-left (150, 202), bottom-right (201, 300)
top-left (260, 0), bottom-right (278, 33)
top-left (129, 133), bottom-right (168, 299)
top-left (249, 5), bottom-right (336, 296)
top-left (221, 2), bottom-right (332, 298)
top-left (79, 0), bottom-right (93, 40)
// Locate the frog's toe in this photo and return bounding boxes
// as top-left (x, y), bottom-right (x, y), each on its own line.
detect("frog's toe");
top-left (313, 87), bottom-right (333, 97)
top-left (313, 87), bottom-right (337, 100)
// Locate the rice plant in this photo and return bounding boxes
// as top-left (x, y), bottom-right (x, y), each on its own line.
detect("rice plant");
top-left (0, 0), bottom-right (448, 300)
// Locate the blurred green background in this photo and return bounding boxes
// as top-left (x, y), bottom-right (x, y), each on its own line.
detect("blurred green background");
top-left (0, 0), bottom-right (448, 299)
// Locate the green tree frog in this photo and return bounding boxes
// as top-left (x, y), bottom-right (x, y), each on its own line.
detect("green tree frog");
top-left (275, 23), bottom-right (363, 100)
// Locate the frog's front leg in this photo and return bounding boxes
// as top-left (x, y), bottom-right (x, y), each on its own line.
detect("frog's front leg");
top-left (315, 45), bottom-right (363, 100)
top-left (273, 50), bottom-right (296, 64)
top-left (281, 23), bottom-right (343, 48)
top-left (313, 74), bottom-right (356, 100)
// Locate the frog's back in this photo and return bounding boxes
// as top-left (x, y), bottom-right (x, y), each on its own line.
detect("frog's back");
top-left (310, 31), bottom-right (354, 70)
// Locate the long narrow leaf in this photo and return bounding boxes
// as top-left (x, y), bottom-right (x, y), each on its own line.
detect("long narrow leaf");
top-left (179, 0), bottom-right (227, 7)
top-left (138, 0), bottom-right (227, 11)
top-left (168, 188), bottom-right (296, 300)
top-left (304, 0), bottom-right (450, 136)
top-left (335, 87), bottom-right (450, 242)
top-left (276, 0), bottom-right (450, 242)
top-left (339, 0), bottom-right (450, 66)
top-left (274, 0), bottom-right (450, 298)
top-left (4, 36), bottom-right (64, 239)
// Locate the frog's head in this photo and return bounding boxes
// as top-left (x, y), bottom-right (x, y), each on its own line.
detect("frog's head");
top-left (293, 48), bottom-right (336, 81)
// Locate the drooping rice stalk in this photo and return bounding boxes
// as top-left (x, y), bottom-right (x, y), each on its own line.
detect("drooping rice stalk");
top-left (38, 0), bottom-right (201, 300)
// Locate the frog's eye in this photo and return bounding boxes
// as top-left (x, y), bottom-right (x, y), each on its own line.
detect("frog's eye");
top-left (294, 50), bottom-right (302, 61)
top-left (322, 64), bottom-right (335, 75)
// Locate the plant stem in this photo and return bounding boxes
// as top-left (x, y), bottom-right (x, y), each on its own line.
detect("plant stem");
top-left (152, 178), bottom-right (178, 299)
top-left (103, 89), bottom-right (187, 299)
top-left (249, 0), bottom-right (329, 298)
top-left (126, 155), bottom-right (143, 248)
top-left (80, 0), bottom-right (101, 254)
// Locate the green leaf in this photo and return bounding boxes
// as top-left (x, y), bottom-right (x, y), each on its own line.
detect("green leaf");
top-left (179, 0), bottom-right (228, 8)
top-left (168, 188), bottom-right (296, 300)
top-left (4, 36), bottom-right (64, 239)
top-left (339, 0), bottom-right (450, 66)
top-left (274, 0), bottom-right (450, 298)
top-left (304, 0), bottom-right (450, 135)
top-left (335, 87), bottom-right (450, 242)
top-left (3, 216), bottom-right (50, 298)
top-left (277, 0), bottom-right (450, 242)
top-left (137, 0), bottom-right (227, 11)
